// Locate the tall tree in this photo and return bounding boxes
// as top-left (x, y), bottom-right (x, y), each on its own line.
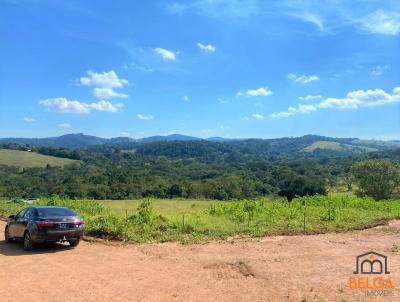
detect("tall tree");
top-left (352, 160), bottom-right (400, 200)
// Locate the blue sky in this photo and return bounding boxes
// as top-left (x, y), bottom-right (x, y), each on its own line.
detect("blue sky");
top-left (1, 0), bottom-right (399, 139)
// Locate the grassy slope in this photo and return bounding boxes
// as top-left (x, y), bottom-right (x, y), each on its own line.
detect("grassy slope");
top-left (303, 141), bottom-right (377, 153)
top-left (0, 149), bottom-right (79, 167)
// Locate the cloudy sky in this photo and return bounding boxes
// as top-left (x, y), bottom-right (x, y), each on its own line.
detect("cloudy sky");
top-left (0, 0), bottom-right (399, 139)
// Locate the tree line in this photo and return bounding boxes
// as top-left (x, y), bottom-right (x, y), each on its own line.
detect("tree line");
top-left (0, 143), bottom-right (399, 201)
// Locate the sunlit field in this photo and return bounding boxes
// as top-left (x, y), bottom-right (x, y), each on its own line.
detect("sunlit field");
top-left (0, 149), bottom-right (79, 168)
top-left (99, 199), bottom-right (218, 217)
top-left (1, 195), bottom-right (399, 243)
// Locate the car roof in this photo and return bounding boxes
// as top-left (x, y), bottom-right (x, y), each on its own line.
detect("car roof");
top-left (32, 206), bottom-right (69, 209)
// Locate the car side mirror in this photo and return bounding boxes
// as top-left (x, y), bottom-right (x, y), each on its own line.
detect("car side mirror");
top-left (8, 215), bottom-right (15, 219)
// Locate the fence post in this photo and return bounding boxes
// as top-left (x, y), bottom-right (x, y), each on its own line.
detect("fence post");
top-left (126, 208), bottom-right (128, 220)
top-left (303, 198), bottom-right (306, 233)
top-left (182, 213), bottom-right (185, 231)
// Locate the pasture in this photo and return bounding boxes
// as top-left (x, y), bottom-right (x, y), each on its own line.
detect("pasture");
top-left (303, 140), bottom-right (377, 153)
top-left (99, 199), bottom-right (215, 217)
top-left (0, 149), bottom-right (79, 168)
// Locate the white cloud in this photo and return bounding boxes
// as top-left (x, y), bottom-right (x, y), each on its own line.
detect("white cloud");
top-left (243, 87), bottom-right (273, 97)
top-left (79, 70), bottom-right (129, 99)
top-left (298, 94), bottom-right (323, 101)
top-left (236, 91), bottom-right (243, 97)
top-left (243, 116), bottom-right (250, 120)
top-left (289, 104), bottom-right (318, 113)
top-left (269, 112), bottom-right (293, 119)
top-left (270, 104), bottom-right (317, 118)
top-left (270, 86), bottom-right (400, 118)
top-left (321, 88), bottom-right (400, 108)
top-left (358, 10), bottom-right (400, 35)
top-left (120, 132), bottom-right (130, 136)
top-left (288, 73), bottom-right (319, 84)
top-left (137, 114), bottom-right (154, 120)
top-left (23, 117), bottom-right (36, 123)
top-left (80, 70), bottom-right (128, 88)
top-left (282, 3), bottom-right (400, 36)
top-left (183, 95), bottom-right (189, 102)
top-left (154, 48), bottom-right (179, 60)
top-left (58, 123), bottom-right (71, 129)
top-left (167, 2), bottom-right (400, 37)
top-left (197, 42), bottom-right (216, 53)
top-left (39, 98), bottom-right (123, 114)
top-left (89, 101), bottom-right (124, 112)
top-left (291, 12), bottom-right (324, 31)
top-left (371, 65), bottom-right (389, 76)
top-left (252, 113), bottom-right (264, 120)
top-left (40, 98), bottom-right (89, 114)
top-left (93, 88), bottom-right (128, 99)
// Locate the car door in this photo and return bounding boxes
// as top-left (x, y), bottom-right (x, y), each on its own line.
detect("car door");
top-left (15, 208), bottom-right (32, 238)
top-left (8, 208), bottom-right (27, 238)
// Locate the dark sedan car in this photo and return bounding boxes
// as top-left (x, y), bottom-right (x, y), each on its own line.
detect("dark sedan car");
top-left (4, 206), bottom-right (85, 251)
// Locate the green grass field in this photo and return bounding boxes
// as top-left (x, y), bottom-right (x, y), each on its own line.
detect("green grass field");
top-left (1, 195), bottom-right (399, 243)
top-left (99, 199), bottom-right (216, 217)
top-left (0, 149), bottom-right (79, 167)
top-left (303, 141), bottom-right (377, 153)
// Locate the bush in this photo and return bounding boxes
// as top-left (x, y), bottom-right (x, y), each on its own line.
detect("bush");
top-left (352, 160), bottom-right (400, 200)
top-left (277, 172), bottom-right (326, 201)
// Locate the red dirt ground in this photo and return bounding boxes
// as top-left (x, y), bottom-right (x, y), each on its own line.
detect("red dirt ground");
top-left (0, 220), bottom-right (399, 302)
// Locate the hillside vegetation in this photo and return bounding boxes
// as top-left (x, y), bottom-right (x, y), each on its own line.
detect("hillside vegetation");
top-left (0, 136), bottom-right (399, 200)
top-left (0, 149), bottom-right (79, 168)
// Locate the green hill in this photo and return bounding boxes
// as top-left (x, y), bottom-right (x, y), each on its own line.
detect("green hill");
top-left (0, 149), bottom-right (79, 167)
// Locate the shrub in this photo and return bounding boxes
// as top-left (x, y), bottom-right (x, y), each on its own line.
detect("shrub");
top-left (352, 160), bottom-right (400, 200)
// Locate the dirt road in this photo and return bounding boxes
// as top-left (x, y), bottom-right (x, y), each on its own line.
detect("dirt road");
top-left (1, 220), bottom-right (399, 302)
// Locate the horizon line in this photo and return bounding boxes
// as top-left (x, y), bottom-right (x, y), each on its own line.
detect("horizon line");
top-left (1, 132), bottom-right (400, 142)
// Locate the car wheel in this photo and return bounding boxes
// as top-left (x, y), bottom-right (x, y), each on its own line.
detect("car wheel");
top-left (4, 227), bottom-right (13, 243)
top-left (23, 231), bottom-right (35, 251)
top-left (69, 239), bottom-right (80, 247)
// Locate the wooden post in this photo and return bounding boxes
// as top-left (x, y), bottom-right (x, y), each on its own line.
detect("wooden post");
top-left (182, 214), bottom-right (185, 230)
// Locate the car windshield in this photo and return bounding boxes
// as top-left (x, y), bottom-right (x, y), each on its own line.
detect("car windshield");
top-left (37, 207), bottom-right (76, 217)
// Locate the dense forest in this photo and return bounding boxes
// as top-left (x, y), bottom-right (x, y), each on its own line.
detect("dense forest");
top-left (1, 135), bottom-right (400, 200)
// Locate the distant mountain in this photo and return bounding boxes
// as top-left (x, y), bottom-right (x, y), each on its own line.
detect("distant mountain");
top-left (351, 138), bottom-right (400, 149)
top-left (135, 135), bottom-right (400, 159)
top-left (1, 133), bottom-right (399, 156)
top-left (0, 133), bottom-right (199, 148)
top-left (138, 134), bottom-right (201, 143)
top-left (0, 133), bottom-right (134, 149)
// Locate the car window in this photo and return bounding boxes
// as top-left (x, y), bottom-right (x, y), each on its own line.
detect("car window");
top-left (23, 208), bottom-right (33, 219)
top-left (32, 208), bottom-right (39, 218)
top-left (37, 207), bottom-right (76, 217)
top-left (15, 209), bottom-right (27, 219)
